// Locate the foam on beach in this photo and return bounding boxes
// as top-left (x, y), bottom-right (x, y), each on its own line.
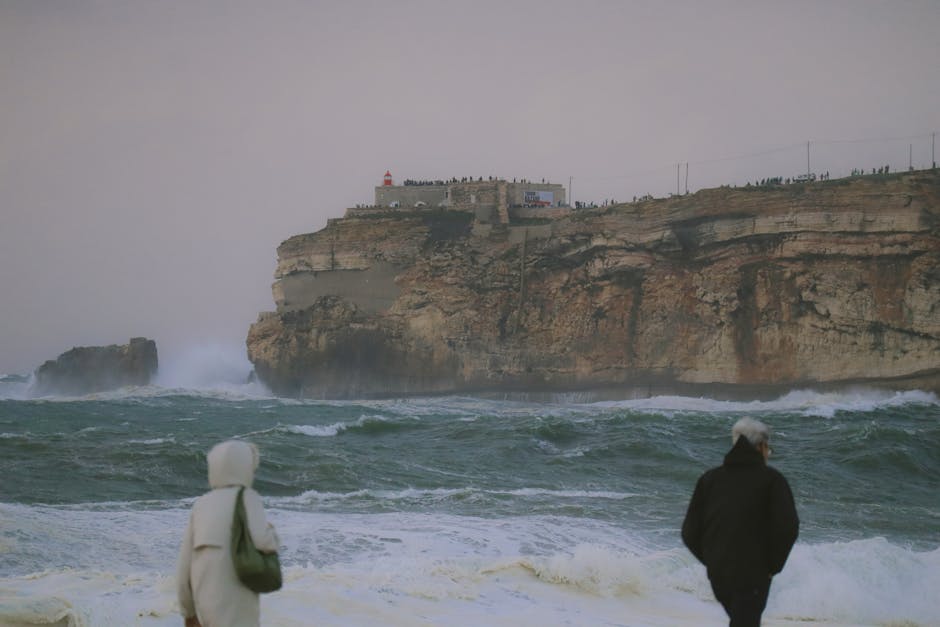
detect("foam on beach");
top-left (2, 505), bottom-right (938, 626)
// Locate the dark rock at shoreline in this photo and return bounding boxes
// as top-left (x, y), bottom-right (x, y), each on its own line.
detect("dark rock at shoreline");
top-left (33, 337), bottom-right (158, 395)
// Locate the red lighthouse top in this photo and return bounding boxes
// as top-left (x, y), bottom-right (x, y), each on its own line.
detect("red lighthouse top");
top-left (383, 170), bottom-right (393, 186)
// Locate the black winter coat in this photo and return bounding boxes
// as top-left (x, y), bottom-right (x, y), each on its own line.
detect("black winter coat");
top-left (681, 436), bottom-right (799, 586)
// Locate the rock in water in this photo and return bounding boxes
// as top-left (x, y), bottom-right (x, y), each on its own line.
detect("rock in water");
top-left (33, 337), bottom-right (158, 395)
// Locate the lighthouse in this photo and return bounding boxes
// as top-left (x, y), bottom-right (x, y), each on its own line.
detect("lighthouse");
top-left (383, 170), bottom-right (393, 186)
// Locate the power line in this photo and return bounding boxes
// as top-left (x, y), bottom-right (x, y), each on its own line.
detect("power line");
top-left (575, 130), bottom-right (937, 183)
top-left (814, 132), bottom-right (932, 146)
top-left (689, 142), bottom-right (805, 167)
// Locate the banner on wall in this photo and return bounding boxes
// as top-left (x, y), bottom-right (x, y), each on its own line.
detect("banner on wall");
top-left (523, 190), bottom-right (554, 207)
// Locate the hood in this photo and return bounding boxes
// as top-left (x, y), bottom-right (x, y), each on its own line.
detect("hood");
top-left (723, 434), bottom-right (765, 467)
top-left (207, 440), bottom-right (258, 489)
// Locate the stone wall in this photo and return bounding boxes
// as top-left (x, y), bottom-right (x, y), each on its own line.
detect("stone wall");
top-left (374, 185), bottom-right (448, 208)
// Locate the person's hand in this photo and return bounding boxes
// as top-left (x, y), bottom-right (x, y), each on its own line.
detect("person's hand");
top-left (185, 616), bottom-right (202, 627)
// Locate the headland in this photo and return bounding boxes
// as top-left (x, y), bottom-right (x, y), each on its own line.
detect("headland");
top-left (247, 170), bottom-right (940, 399)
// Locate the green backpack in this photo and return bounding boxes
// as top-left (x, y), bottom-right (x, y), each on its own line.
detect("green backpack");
top-left (232, 486), bottom-right (283, 593)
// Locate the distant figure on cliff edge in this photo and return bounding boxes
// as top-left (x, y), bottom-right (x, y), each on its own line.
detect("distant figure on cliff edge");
top-left (177, 440), bottom-right (280, 627)
top-left (682, 417), bottom-right (799, 627)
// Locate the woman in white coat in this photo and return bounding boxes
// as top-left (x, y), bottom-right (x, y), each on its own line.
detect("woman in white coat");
top-left (177, 440), bottom-right (280, 627)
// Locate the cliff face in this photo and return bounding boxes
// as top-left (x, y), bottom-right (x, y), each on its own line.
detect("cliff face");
top-left (247, 172), bottom-right (940, 398)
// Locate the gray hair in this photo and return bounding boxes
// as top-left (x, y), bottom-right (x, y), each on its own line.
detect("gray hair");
top-left (732, 416), bottom-right (770, 446)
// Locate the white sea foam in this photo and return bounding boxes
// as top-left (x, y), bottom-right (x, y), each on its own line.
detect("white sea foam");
top-left (283, 414), bottom-right (401, 438)
top-left (3, 343), bottom-right (274, 402)
top-left (152, 343), bottom-right (255, 389)
top-left (289, 486), bottom-right (639, 501)
top-left (285, 423), bottom-right (346, 437)
top-left (0, 373), bottom-right (32, 401)
top-left (2, 502), bottom-right (936, 626)
top-left (11, 382), bottom-right (277, 404)
top-left (127, 437), bottom-right (175, 445)
top-left (590, 388), bottom-right (939, 416)
top-left (776, 388), bottom-right (940, 417)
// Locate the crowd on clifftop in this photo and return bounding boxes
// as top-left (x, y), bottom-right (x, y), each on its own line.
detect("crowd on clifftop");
top-left (401, 176), bottom-right (546, 186)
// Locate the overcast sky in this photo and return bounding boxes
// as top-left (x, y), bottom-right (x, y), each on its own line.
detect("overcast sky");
top-left (2, 0), bottom-right (939, 375)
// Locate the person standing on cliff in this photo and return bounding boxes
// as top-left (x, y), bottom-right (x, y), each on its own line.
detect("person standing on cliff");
top-left (681, 417), bottom-right (799, 627)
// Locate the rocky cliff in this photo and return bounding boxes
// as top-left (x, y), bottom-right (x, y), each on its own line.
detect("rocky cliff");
top-left (34, 337), bottom-right (158, 395)
top-left (247, 172), bottom-right (940, 398)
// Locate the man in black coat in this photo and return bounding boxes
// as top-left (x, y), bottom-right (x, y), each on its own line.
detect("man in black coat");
top-left (682, 417), bottom-right (799, 627)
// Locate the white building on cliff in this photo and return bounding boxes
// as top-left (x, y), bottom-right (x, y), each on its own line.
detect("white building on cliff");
top-left (368, 171), bottom-right (567, 225)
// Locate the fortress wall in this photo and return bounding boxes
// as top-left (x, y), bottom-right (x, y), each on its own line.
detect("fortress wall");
top-left (374, 185), bottom-right (448, 207)
top-left (448, 181), bottom-right (503, 223)
top-left (448, 181), bottom-right (501, 208)
top-left (370, 179), bottom-right (567, 223)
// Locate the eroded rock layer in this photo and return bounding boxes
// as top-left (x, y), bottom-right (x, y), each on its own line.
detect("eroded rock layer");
top-left (248, 172), bottom-right (940, 398)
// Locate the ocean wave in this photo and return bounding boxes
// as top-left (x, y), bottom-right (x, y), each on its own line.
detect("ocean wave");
top-left (2, 502), bottom-right (937, 626)
top-left (284, 423), bottom-right (346, 437)
top-left (499, 543), bottom-right (676, 597)
top-left (3, 383), bottom-right (279, 404)
top-left (280, 486), bottom-right (639, 506)
top-left (281, 414), bottom-right (417, 438)
top-left (778, 388), bottom-right (940, 417)
top-left (589, 388), bottom-right (939, 416)
top-left (126, 437), bottom-right (175, 445)
top-left (772, 538), bottom-right (940, 625)
top-left (0, 374), bottom-right (32, 401)
top-left (482, 537), bottom-right (940, 625)
top-left (1, 341), bottom-right (275, 403)
top-left (8, 383), bottom-right (935, 418)
top-left (0, 431), bottom-right (30, 439)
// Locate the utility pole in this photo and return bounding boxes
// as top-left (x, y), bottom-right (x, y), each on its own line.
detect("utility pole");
top-left (676, 163), bottom-right (680, 196)
top-left (685, 162), bottom-right (689, 194)
top-left (806, 141), bottom-right (811, 177)
top-left (933, 132), bottom-right (936, 169)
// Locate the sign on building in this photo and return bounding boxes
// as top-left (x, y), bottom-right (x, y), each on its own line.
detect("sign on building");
top-left (524, 191), bottom-right (554, 207)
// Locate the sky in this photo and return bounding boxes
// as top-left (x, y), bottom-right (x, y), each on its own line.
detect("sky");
top-left (1, 0), bottom-right (939, 375)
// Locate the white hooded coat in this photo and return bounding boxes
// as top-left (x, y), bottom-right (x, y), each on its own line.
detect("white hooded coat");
top-left (177, 441), bottom-right (280, 627)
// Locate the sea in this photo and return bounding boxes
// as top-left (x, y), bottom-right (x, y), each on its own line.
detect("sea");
top-left (1, 346), bottom-right (938, 627)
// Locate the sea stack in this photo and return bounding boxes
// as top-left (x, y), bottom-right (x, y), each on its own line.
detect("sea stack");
top-left (34, 337), bottom-right (158, 395)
